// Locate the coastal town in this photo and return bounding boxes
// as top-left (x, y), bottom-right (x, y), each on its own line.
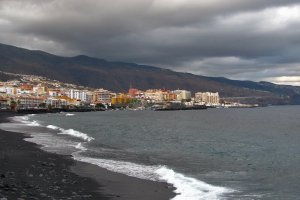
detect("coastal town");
top-left (0, 71), bottom-right (256, 111)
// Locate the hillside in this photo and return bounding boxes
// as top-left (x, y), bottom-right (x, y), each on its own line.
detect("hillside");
top-left (1, 43), bottom-right (300, 105)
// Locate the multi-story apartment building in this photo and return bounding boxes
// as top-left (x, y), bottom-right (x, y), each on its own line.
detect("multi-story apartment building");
top-left (144, 89), bottom-right (164, 102)
top-left (195, 92), bottom-right (220, 106)
top-left (172, 90), bottom-right (192, 101)
top-left (144, 89), bottom-right (180, 102)
top-left (0, 86), bottom-right (16, 95)
top-left (162, 92), bottom-right (177, 102)
top-left (16, 96), bottom-right (45, 108)
top-left (45, 98), bottom-right (68, 108)
top-left (92, 89), bottom-right (111, 104)
top-left (67, 89), bottom-right (88, 102)
top-left (86, 91), bottom-right (94, 104)
top-left (111, 93), bottom-right (132, 106)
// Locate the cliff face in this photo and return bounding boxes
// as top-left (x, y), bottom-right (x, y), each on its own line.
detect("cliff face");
top-left (1, 43), bottom-right (300, 104)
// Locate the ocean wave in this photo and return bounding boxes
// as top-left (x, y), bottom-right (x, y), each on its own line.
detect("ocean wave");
top-left (156, 166), bottom-right (232, 200)
top-left (46, 125), bottom-right (60, 130)
top-left (13, 116), bottom-right (41, 127)
top-left (73, 155), bottom-right (160, 181)
top-left (46, 125), bottom-right (94, 142)
top-left (65, 113), bottom-right (75, 116)
top-left (72, 154), bottom-right (232, 200)
top-left (12, 115), bottom-right (94, 142)
top-left (75, 143), bottom-right (87, 151)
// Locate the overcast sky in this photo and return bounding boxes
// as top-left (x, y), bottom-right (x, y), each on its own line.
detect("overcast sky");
top-left (1, 0), bottom-right (300, 85)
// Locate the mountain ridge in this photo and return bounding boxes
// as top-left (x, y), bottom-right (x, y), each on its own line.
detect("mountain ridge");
top-left (0, 43), bottom-right (300, 105)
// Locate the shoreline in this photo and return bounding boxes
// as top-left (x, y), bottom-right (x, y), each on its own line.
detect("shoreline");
top-left (0, 112), bottom-right (175, 200)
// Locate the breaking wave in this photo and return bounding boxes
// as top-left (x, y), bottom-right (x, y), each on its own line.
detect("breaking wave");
top-left (73, 154), bottom-right (232, 200)
top-left (13, 116), bottom-right (41, 127)
top-left (11, 115), bottom-right (94, 142)
top-left (75, 142), bottom-right (88, 151)
top-left (156, 167), bottom-right (233, 200)
top-left (46, 125), bottom-right (94, 142)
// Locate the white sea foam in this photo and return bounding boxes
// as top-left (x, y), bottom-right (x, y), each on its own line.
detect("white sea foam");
top-left (13, 115), bottom-right (41, 127)
top-left (65, 113), bottom-right (75, 116)
top-left (12, 116), bottom-right (94, 142)
top-left (156, 167), bottom-right (232, 200)
top-left (26, 120), bottom-right (41, 127)
top-left (46, 125), bottom-right (60, 130)
top-left (59, 129), bottom-right (94, 142)
top-left (72, 155), bottom-right (232, 200)
top-left (46, 125), bottom-right (94, 142)
top-left (75, 143), bottom-right (87, 151)
top-left (73, 155), bottom-right (160, 181)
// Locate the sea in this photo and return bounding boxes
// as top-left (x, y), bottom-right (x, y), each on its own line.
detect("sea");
top-left (1, 106), bottom-right (300, 200)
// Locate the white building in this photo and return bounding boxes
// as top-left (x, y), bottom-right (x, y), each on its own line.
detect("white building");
top-left (0, 87), bottom-right (16, 95)
top-left (45, 98), bottom-right (68, 108)
top-left (172, 90), bottom-right (191, 101)
top-left (195, 92), bottom-right (220, 106)
top-left (67, 89), bottom-right (88, 102)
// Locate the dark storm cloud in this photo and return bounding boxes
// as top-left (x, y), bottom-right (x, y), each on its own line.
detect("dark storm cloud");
top-left (1, 0), bottom-right (300, 85)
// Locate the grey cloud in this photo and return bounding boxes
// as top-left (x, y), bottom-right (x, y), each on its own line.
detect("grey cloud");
top-left (1, 0), bottom-right (300, 85)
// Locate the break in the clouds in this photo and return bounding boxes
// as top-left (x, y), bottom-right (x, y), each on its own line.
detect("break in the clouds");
top-left (1, 0), bottom-right (300, 85)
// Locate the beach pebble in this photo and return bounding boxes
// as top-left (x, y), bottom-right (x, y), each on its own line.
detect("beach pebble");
top-left (8, 172), bottom-right (15, 176)
top-left (49, 170), bottom-right (56, 175)
top-left (26, 184), bottom-right (34, 189)
top-left (40, 193), bottom-right (47, 197)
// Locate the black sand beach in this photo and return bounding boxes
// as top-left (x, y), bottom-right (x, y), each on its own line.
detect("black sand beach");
top-left (0, 112), bottom-right (175, 200)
